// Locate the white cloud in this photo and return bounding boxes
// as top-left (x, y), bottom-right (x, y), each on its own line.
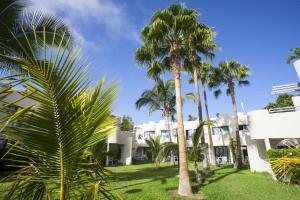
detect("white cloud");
top-left (29, 0), bottom-right (139, 50)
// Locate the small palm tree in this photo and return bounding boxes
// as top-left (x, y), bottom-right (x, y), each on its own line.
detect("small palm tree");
top-left (209, 60), bottom-right (250, 170)
top-left (135, 77), bottom-right (176, 141)
top-left (0, 0), bottom-right (71, 73)
top-left (0, 27), bottom-right (119, 199)
top-left (287, 48), bottom-right (300, 63)
top-left (145, 135), bottom-right (162, 168)
top-left (135, 4), bottom-right (198, 195)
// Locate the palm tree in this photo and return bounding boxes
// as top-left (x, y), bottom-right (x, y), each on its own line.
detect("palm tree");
top-left (136, 77), bottom-right (176, 164)
top-left (287, 48), bottom-right (300, 63)
top-left (190, 121), bottom-right (214, 183)
top-left (209, 60), bottom-right (250, 170)
top-left (135, 77), bottom-right (176, 141)
top-left (135, 4), bottom-right (198, 195)
top-left (0, 0), bottom-right (71, 73)
top-left (184, 22), bottom-right (216, 174)
top-left (135, 4), bottom-right (198, 196)
top-left (0, 27), bottom-right (119, 199)
top-left (198, 61), bottom-right (216, 165)
top-left (145, 135), bottom-right (162, 168)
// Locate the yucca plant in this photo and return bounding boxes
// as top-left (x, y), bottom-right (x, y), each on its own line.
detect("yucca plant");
top-left (0, 27), bottom-right (120, 200)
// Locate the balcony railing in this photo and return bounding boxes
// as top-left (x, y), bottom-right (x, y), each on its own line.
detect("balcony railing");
top-left (271, 82), bottom-right (300, 95)
top-left (268, 106), bottom-right (300, 114)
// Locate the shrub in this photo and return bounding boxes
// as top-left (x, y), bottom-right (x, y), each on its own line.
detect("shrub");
top-left (268, 148), bottom-right (300, 184)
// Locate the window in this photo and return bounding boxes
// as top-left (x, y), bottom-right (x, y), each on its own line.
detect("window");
top-left (161, 130), bottom-right (170, 142)
top-left (212, 126), bottom-right (229, 135)
top-left (144, 131), bottom-right (155, 139)
top-left (239, 125), bottom-right (248, 131)
top-left (185, 129), bottom-right (192, 140)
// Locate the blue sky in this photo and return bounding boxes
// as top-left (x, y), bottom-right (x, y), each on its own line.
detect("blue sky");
top-left (31, 0), bottom-right (300, 124)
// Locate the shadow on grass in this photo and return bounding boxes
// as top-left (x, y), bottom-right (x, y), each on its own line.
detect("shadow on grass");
top-left (125, 188), bottom-right (142, 194)
top-left (112, 165), bottom-right (178, 190)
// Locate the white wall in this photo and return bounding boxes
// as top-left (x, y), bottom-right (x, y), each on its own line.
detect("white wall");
top-left (247, 109), bottom-right (300, 139)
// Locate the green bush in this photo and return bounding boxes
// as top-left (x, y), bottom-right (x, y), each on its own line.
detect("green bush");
top-left (267, 148), bottom-right (299, 159)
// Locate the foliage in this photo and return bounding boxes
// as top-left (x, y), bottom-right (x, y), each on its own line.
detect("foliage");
top-left (264, 94), bottom-right (294, 109)
top-left (229, 138), bottom-right (237, 162)
top-left (120, 115), bottom-right (134, 131)
top-left (145, 135), bottom-right (162, 167)
top-left (209, 60), bottom-right (250, 98)
top-left (0, 27), bottom-right (120, 199)
top-left (135, 78), bottom-right (176, 119)
top-left (268, 148), bottom-right (300, 183)
top-left (0, 0), bottom-right (72, 74)
top-left (287, 48), bottom-right (300, 63)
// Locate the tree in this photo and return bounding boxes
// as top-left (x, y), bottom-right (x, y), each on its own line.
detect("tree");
top-left (198, 61), bottom-right (216, 165)
top-left (0, 27), bottom-right (119, 199)
top-left (120, 115), bottom-right (134, 131)
top-left (184, 21), bottom-right (216, 174)
top-left (209, 60), bottom-right (250, 170)
top-left (0, 0), bottom-right (71, 73)
top-left (135, 77), bottom-right (176, 141)
top-left (264, 94), bottom-right (294, 109)
top-left (135, 77), bottom-right (176, 164)
top-left (190, 121), bottom-right (213, 183)
top-left (145, 135), bottom-right (162, 168)
top-left (135, 4), bottom-right (198, 195)
top-left (287, 48), bottom-right (300, 63)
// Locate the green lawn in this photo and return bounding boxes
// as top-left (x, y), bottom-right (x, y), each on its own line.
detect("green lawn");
top-left (107, 162), bottom-right (300, 200)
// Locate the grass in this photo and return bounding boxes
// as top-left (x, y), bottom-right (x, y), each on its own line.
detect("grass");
top-left (107, 162), bottom-right (300, 200)
top-left (0, 162), bottom-right (299, 199)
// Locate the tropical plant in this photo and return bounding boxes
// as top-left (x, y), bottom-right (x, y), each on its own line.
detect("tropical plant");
top-left (120, 115), bottom-right (134, 131)
top-left (135, 77), bottom-right (176, 141)
top-left (183, 22), bottom-right (216, 174)
top-left (287, 48), bottom-right (300, 63)
top-left (145, 135), bottom-right (162, 168)
top-left (264, 94), bottom-right (294, 109)
top-left (0, 0), bottom-right (71, 74)
top-left (135, 4), bottom-right (198, 195)
top-left (0, 27), bottom-right (120, 199)
top-left (209, 60), bottom-right (250, 170)
top-left (268, 140), bottom-right (300, 184)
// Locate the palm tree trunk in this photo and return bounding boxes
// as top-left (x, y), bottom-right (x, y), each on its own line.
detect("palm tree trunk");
top-left (172, 52), bottom-right (192, 196)
top-left (192, 69), bottom-right (210, 174)
top-left (229, 83), bottom-right (243, 170)
top-left (194, 160), bottom-right (203, 184)
top-left (165, 115), bottom-right (175, 165)
top-left (201, 78), bottom-right (216, 165)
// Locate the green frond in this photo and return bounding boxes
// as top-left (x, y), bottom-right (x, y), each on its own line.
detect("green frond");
top-left (0, 26), bottom-right (119, 199)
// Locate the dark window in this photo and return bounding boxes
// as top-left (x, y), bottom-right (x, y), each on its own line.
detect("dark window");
top-left (239, 125), bottom-right (248, 131)
top-left (185, 129), bottom-right (192, 140)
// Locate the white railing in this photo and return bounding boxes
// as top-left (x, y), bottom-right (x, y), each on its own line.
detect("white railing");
top-left (268, 106), bottom-right (300, 113)
top-left (271, 82), bottom-right (300, 94)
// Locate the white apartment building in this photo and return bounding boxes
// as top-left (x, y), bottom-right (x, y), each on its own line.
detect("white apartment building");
top-left (133, 113), bottom-right (249, 165)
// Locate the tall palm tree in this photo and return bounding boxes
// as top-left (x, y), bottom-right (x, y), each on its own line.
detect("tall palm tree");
top-left (0, 27), bottom-right (119, 199)
top-left (135, 77), bottom-right (176, 141)
top-left (184, 22), bottom-right (216, 173)
top-left (287, 48), bottom-right (300, 63)
top-left (209, 60), bottom-right (250, 170)
top-left (135, 4), bottom-right (198, 196)
top-left (0, 0), bottom-right (71, 73)
top-left (197, 61), bottom-right (216, 165)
